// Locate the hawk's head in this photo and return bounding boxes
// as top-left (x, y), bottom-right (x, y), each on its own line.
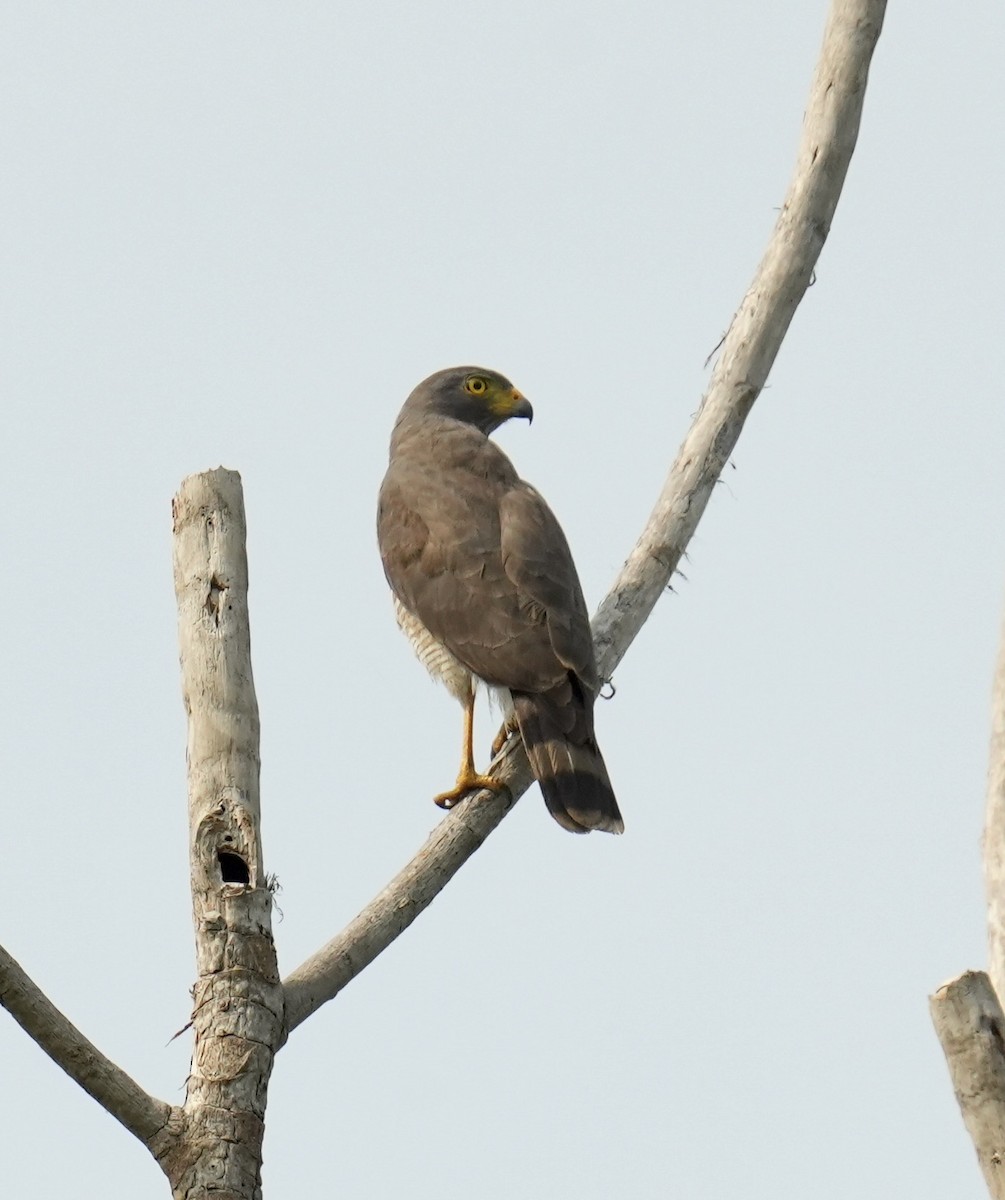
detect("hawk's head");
top-left (403, 366), bottom-right (533, 436)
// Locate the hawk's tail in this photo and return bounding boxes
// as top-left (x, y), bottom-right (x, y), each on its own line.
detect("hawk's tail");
top-left (511, 692), bottom-right (624, 835)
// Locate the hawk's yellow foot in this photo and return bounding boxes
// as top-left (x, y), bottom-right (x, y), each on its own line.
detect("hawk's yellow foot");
top-left (433, 770), bottom-right (509, 809)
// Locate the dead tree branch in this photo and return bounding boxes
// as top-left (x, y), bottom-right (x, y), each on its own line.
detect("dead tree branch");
top-left (592, 0), bottom-right (886, 678)
top-left (0, 942), bottom-right (175, 1148)
top-left (282, 0), bottom-right (889, 1034)
top-left (930, 972), bottom-right (1005, 1200)
top-left (932, 588), bottom-right (1005, 1197)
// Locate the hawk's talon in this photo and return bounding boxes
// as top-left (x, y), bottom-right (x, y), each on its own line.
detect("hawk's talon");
top-left (434, 772), bottom-right (509, 810)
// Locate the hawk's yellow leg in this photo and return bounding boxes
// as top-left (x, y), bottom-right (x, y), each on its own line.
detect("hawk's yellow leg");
top-left (434, 685), bottom-right (508, 809)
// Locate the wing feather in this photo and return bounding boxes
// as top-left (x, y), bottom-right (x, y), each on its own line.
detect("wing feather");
top-left (499, 482), bottom-right (598, 693)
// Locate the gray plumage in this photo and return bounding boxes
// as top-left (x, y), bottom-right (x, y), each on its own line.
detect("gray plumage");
top-left (377, 365), bottom-right (623, 835)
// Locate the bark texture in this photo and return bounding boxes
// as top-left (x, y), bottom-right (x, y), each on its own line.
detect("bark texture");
top-left (931, 972), bottom-right (1005, 1200)
top-left (166, 469), bottom-right (283, 1200)
top-left (283, 0), bottom-right (889, 1032)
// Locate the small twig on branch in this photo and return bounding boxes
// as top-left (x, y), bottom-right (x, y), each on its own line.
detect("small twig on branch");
top-left (0, 942), bottom-right (174, 1147)
top-left (930, 971), bottom-right (1005, 1200)
top-left (282, 0), bottom-right (888, 1034)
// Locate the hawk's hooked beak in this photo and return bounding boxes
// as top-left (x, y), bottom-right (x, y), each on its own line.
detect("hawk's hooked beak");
top-left (511, 390), bottom-right (534, 424)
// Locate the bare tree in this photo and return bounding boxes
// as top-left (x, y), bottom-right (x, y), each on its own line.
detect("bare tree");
top-left (0, 3), bottom-right (887, 1195)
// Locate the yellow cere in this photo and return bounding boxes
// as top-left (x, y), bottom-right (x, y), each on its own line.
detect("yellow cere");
top-left (489, 386), bottom-right (527, 417)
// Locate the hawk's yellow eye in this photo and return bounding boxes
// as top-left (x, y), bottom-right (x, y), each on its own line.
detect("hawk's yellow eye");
top-left (464, 376), bottom-right (488, 397)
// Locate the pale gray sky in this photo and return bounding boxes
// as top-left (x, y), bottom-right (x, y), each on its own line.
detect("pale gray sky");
top-left (2, 2), bottom-right (1002, 1196)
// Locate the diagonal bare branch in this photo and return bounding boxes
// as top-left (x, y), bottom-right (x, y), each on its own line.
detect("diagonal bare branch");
top-left (282, 0), bottom-right (889, 1035)
top-left (0, 941), bottom-right (175, 1146)
top-left (593, 0), bottom-right (886, 677)
top-left (283, 752), bottom-right (534, 1031)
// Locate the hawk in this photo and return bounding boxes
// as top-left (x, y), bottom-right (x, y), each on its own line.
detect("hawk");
top-left (377, 366), bottom-right (623, 835)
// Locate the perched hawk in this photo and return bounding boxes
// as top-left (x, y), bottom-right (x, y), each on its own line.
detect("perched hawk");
top-left (377, 366), bottom-right (623, 835)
